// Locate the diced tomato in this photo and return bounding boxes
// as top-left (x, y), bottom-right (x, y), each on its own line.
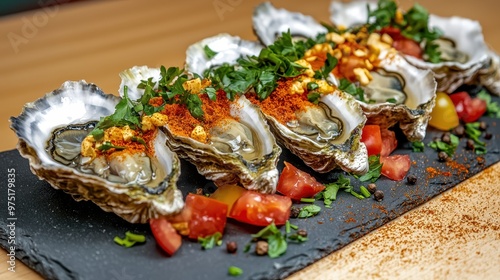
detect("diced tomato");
top-left (210, 184), bottom-right (246, 215)
top-left (276, 161), bottom-right (325, 200)
top-left (380, 128), bottom-right (398, 156)
top-left (361, 125), bottom-right (382, 156)
top-left (150, 218), bottom-right (182, 256)
top-left (336, 56), bottom-right (366, 81)
top-left (449, 91), bottom-right (487, 123)
top-left (380, 154), bottom-right (411, 181)
top-left (230, 191), bottom-right (291, 226)
top-left (392, 38), bottom-right (423, 59)
top-left (378, 26), bottom-right (405, 41)
top-left (185, 193), bottom-right (228, 239)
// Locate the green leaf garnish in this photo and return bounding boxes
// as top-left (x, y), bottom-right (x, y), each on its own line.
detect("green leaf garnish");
top-left (298, 205), bottom-right (321, 218)
top-left (477, 90), bottom-right (500, 118)
top-left (97, 141), bottom-right (125, 151)
top-left (338, 78), bottom-right (365, 102)
top-left (113, 231), bottom-right (146, 248)
top-left (204, 45), bottom-right (218, 59)
top-left (198, 232), bottom-right (223, 250)
top-left (465, 122), bottom-right (487, 155)
top-left (228, 266), bottom-right (243, 277)
top-left (357, 155), bottom-right (383, 183)
top-left (411, 141), bottom-right (425, 152)
top-left (251, 222), bottom-right (287, 258)
top-left (428, 133), bottom-right (459, 156)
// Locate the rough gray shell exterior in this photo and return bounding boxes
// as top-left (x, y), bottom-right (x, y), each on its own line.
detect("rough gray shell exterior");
top-left (119, 66), bottom-right (282, 193)
top-left (252, 3), bottom-right (436, 141)
top-left (361, 50), bottom-right (437, 141)
top-left (185, 33), bottom-right (263, 76)
top-left (329, 0), bottom-right (492, 93)
top-left (253, 2), bottom-right (327, 45)
top-left (184, 34), bottom-right (368, 175)
top-left (10, 81), bottom-right (184, 223)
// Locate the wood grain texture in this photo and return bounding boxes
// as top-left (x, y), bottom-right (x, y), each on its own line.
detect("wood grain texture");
top-left (0, 0), bottom-right (499, 279)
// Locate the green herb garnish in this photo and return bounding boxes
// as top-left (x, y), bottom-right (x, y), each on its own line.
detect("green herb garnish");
top-left (315, 174), bottom-right (351, 207)
top-left (298, 205), bottom-right (321, 218)
top-left (198, 232), bottom-right (223, 250)
top-left (228, 266), bottom-right (243, 277)
top-left (204, 45), bottom-right (218, 59)
top-left (428, 133), bottom-right (459, 156)
top-left (97, 141), bottom-right (125, 151)
top-left (251, 222), bottom-right (287, 258)
top-left (411, 141), bottom-right (425, 152)
top-left (357, 155), bottom-right (383, 183)
top-left (113, 231), bottom-right (146, 248)
top-left (366, 0), bottom-right (443, 63)
top-left (359, 186), bottom-right (372, 198)
top-left (477, 90), bottom-right (500, 118)
top-left (465, 122), bottom-right (487, 155)
top-left (338, 78), bottom-right (365, 101)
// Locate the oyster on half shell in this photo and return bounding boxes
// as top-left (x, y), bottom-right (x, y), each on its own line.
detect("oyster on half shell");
top-left (10, 81), bottom-right (184, 223)
top-left (329, 0), bottom-right (492, 94)
top-left (184, 34), bottom-right (368, 174)
top-left (120, 66), bottom-right (281, 193)
top-left (253, 2), bottom-right (436, 141)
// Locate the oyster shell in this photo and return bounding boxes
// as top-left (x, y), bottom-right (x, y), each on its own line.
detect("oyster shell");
top-left (329, 0), bottom-right (491, 93)
top-left (252, 3), bottom-right (436, 141)
top-left (253, 2), bottom-right (327, 46)
top-left (184, 34), bottom-right (368, 174)
top-left (120, 66), bottom-right (281, 193)
top-left (10, 81), bottom-right (184, 223)
top-left (185, 33), bottom-right (263, 76)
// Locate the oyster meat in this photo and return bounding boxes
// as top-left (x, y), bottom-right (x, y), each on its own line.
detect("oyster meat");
top-left (10, 81), bottom-right (184, 223)
top-left (119, 66), bottom-right (282, 193)
top-left (184, 34), bottom-right (368, 175)
top-left (329, 0), bottom-right (492, 94)
top-left (253, 2), bottom-right (436, 141)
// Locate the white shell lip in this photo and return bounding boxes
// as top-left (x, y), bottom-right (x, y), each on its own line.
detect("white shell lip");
top-left (330, 0), bottom-right (491, 93)
top-left (253, 2), bottom-right (328, 46)
top-left (10, 80), bottom-right (184, 223)
top-left (185, 33), bottom-right (263, 77)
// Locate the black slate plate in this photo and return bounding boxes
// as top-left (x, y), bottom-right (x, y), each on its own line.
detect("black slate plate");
top-left (1, 89), bottom-right (499, 280)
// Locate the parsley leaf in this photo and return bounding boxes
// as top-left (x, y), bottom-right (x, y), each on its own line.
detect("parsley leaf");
top-left (477, 90), bottom-right (500, 118)
top-left (338, 78), bottom-right (365, 101)
top-left (204, 45), bottom-right (218, 59)
top-left (411, 141), bottom-right (425, 152)
top-left (97, 141), bottom-right (125, 151)
top-left (251, 222), bottom-right (287, 258)
top-left (357, 155), bottom-right (382, 183)
top-left (465, 122), bottom-right (487, 155)
top-left (228, 266), bottom-right (243, 277)
top-left (298, 205), bottom-right (321, 218)
top-left (428, 133), bottom-right (459, 156)
top-left (198, 232), bottom-right (223, 250)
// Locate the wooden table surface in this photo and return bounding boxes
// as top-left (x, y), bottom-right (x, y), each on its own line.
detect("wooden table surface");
top-left (1, 0), bottom-right (499, 279)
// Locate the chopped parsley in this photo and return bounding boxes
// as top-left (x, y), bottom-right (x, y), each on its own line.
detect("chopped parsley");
top-left (251, 223), bottom-right (287, 258)
top-left (198, 232), bottom-right (223, 250)
top-left (357, 155), bottom-right (383, 183)
top-left (428, 133), bottom-right (459, 156)
top-left (465, 122), bottom-right (487, 155)
top-left (411, 141), bottom-right (425, 152)
top-left (113, 231), bottom-right (146, 248)
top-left (477, 90), bottom-right (500, 118)
top-left (338, 78), bottom-right (365, 101)
top-left (97, 142), bottom-right (125, 151)
top-left (203, 45), bottom-right (218, 59)
top-left (297, 205), bottom-right (321, 218)
top-left (228, 266), bottom-right (243, 277)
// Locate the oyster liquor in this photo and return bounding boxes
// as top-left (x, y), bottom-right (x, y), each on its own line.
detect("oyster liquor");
top-left (6, 168), bottom-right (16, 273)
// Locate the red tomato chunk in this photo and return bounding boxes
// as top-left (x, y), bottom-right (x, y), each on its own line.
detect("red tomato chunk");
top-left (277, 161), bottom-right (325, 200)
top-left (230, 191), bottom-right (291, 226)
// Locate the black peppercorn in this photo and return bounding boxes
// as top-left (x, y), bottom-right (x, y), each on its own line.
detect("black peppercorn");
top-left (466, 139), bottom-right (475, 150)
top-left (452, 125), bottom-right (465, 137)
top-left (226, 241), bottom-right (237, 253)
top-left (290, 206), bottom-right (300, 218)
top-left (441, 132), bottom-right (451, 144)
top-left (407, 174), bottom-right (417, 185)
top-left (374, 190), bottom-right (384, 201)
top-left (438, 151), bottom-right (448, 162)
top-left (255, 241), bottom-right (268, 256)
top-left (479, 121), bottom-right (488, 131)
top-left (297, 229), bottom-right (308, 238)
top-left (367, 183), bottom-right (377, 194)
